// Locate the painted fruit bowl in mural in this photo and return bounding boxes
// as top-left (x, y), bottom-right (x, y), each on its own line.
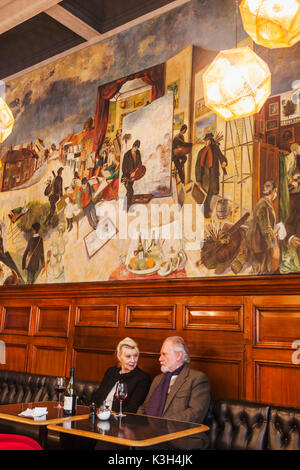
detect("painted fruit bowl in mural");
top-left (127, 256), bottom-right (159, 276)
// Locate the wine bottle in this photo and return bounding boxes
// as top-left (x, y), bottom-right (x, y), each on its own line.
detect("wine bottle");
top-left (137, 233), bottom-right (144, 260)
top-left (63, 367), bottom-right (77, 416)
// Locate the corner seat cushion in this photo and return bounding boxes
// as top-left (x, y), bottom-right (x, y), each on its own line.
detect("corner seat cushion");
top-left (268, 406), bottom-right (300, 450)
top-left (206, 398), bottom-right (270, 450)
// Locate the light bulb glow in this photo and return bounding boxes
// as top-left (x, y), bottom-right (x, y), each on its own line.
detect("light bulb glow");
top-left (202, 47), bottom-right (271, 121)
top-left (240, 0), bottom-right (300, 48)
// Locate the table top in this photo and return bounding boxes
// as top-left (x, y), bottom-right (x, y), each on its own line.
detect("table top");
top-left (0, 401), bottom-right (90, 426)
top-left (47, 412), bottom-right (209, 447)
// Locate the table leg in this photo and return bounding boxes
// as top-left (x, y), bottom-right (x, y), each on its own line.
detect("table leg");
top-left (38, 426), bottom-right (48, 449)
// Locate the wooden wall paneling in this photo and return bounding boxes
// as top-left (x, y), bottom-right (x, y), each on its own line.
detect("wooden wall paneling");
top-left (190, 357), bottom-right (243, 399)
top-left (125, 304), bottom-right (176, 329)
top-left (254, 298), bottom-right (300, 349)
top-left (244, 296), bottom-right (255, 401)
top-left (0, 305), bottom-right (33, 336)
top-left (254, 358), bottom-right (300, 407)
top-left (0, 336), bottom-right (29, 371)
top-left (124, 296), bottom-right (177, 330)
top-left (73, 347), bottom-right (116, 382)
top-left (75, 300), bottom-right (119, 327)
top-left (28, 340), bottom-right (68, 376)
top-left (34, 302), bottom-right (72, 338)
top-left (250, 295), bottom-right (300, 406)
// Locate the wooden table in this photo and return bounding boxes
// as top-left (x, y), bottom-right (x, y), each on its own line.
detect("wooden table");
top-left (47, 412), bottom-right (209, 449)
top-left (0, 401), bottom-right (90, 448)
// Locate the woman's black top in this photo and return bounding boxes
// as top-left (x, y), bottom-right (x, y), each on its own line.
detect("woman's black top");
top-left (91, 366), bottom-right (151, 413)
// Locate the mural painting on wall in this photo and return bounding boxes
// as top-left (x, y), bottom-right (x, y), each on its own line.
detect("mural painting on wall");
top-left (0, 0), bottom-right (299, 285)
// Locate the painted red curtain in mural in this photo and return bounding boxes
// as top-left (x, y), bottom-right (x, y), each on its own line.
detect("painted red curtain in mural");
top-left (92, 63), bottom-right (165, 153)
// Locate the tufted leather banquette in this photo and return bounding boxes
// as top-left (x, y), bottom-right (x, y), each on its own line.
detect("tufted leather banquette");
top-left (0, 370), bottom-right (99, 449)
top-left (0, 370), bottom-right (299, 450)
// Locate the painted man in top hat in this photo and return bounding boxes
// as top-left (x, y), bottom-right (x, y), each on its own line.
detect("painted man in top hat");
top-left (195, 132), bottom-right (227, 218)
top-left (22, 222), bottom-right (45, 284)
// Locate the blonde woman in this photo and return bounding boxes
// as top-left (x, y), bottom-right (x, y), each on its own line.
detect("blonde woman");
top-left (91, 337), bottom-right (151, 412)
top-left (60, 338), bottom-right (150, 450)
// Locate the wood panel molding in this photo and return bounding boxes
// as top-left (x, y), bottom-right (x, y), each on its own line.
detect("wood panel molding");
top-left (30, 344), bottom-right (68, 376)
top-left (75, 304), bottom-right (119, 328)
top-left (255, 305), bottom-right (300, 349)
top-left (34, 305), bottom-right (71, 338)
top-left (0, 341), bottom-right (28, 371)
top-left (0, 306), bottom-right (33, 336)
top-left (254, 360), bottom-right (300, 407)
top-left (184, 305), bottom-right (243, 331)
top-left (125, 304), bottom-right (176, 329)
top-left (0, 273), bottom-right (299, 299)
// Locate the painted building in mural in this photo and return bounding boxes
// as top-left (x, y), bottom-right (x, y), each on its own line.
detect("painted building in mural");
top-left (0, 0), bottom-right (299, 286)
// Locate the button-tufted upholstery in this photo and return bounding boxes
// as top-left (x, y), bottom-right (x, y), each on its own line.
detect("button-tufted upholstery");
top-left (0, 370), bottom-right (57, 404)
top-left (206, 398), bottom-right (270, 450)
top-left (268, 406), bottom-right (300, 450)
top-left (0, 370), bottom-right (100, 449)
top-left (0, 370), bottom-right (299, 450)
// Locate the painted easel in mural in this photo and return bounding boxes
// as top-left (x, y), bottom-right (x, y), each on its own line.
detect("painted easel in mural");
top-left (220, 117), bottom-right (253, 222)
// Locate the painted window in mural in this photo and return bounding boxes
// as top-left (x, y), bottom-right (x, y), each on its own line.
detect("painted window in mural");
top-left (0, 1), bottom-right (299, 285)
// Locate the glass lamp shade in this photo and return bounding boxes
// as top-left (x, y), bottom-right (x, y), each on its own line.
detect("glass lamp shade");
top-left (202, 46), bottom-right (271, 121)
top-left (240, 0), bottom-right (300, 48)
top-left (0, 97), bottom-right (14, 143)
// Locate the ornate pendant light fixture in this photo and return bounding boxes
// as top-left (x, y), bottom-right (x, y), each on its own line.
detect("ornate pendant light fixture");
top-left (203, 46), bottom-right (271, 120)
top-left (0, 97), bottom-right (14, 143)
top-left (240, 0), bottom-right (300, 48)
top-left (202, 0), bottom-right (271, 121)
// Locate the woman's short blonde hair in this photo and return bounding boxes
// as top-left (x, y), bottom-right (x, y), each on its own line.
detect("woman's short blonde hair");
top-left (116, 337), bottom-right (139, 357)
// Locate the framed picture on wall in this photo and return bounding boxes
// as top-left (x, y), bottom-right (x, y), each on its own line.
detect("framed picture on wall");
top-left (266, 119), bottom-right (279, 131)
top-left (173, 112), bottom-right (184, 130)
top-left (259, 119), bottom-right (265, 134)
top-left (266, 134), bottom-right (277, 146)
top-left (195, 98), bottom-right (210, 119)
top-left (269, 102), bottom-right (279, 116)
top-left (167, 80), bottom-right (179, 109)
top-left (84, 217), bottom-right (118, 258)
top-left (280, 127), bottom-right (295, 143)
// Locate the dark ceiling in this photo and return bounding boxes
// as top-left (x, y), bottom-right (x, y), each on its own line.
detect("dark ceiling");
top-left (0, 0), bottom-right (176, 80)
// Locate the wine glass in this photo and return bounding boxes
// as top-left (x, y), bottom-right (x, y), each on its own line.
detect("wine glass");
top-left (115, 381), bottom-right (128, 417)
top-left (54, 377), bottom-right (66, 409)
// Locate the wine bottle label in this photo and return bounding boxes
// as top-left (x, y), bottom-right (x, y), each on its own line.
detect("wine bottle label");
top-left (64, 396), bottom-right (73, 411)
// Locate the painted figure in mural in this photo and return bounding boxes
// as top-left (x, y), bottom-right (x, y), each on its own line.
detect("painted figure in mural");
top-left (172, 124), bottom-right (192, 185)
top-left (22, 222), bottom-right (45, 284)
top-left (77, 177), bottom-right (98, 230)
top-left (64, 190), bottom-right (80, 232)
top-left (285, 191), bottom-right (300, 266)
top-left (0, 224), bottom-right (23, 282)
top-left (101, 154), bottom-right (120, 201)
top-left (285, 142), bottom-right (300, 191)
top-left (93, 152), bottom-right (104, 178)
top-left (195, 132), bottom-right (228, 219)
top-left (121, 139), bottom-right (143, 211)
top-left (45, 167), bottom-right (64, 225)
top-left (46, 223), bottom-right (67, 282)
top-left (247, 180), bottom-right (279, 275)
top-left (86, 151), bottom-right (95, 179)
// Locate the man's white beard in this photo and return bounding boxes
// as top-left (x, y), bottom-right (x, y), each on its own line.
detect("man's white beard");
top-left (161, 364), bottom-right (170, 373)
